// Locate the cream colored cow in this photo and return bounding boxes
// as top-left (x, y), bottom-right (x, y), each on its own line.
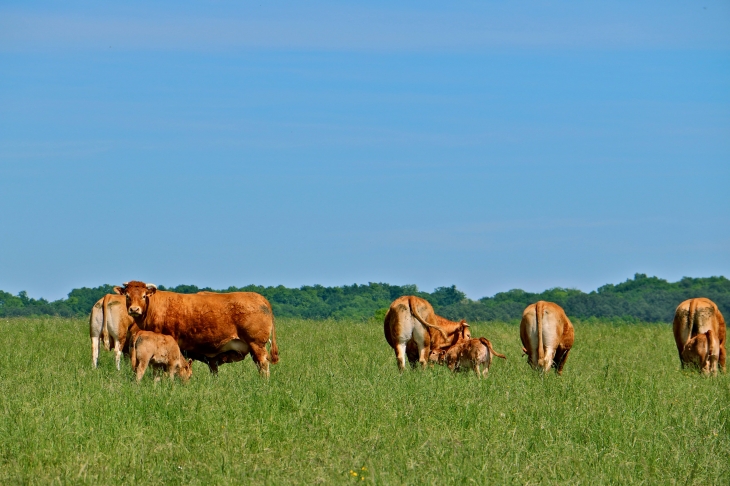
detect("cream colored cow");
top-left (520, 301), bottom-right (574, 374)
top-left (383, 296), bottom-right (449, 371)
top-left (673, 298), bottom-right (726, 375)
top-left (88, 294), bottom-right (136, 369)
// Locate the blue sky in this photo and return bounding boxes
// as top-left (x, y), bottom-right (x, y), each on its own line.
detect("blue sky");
top-left (1, 1), bottom-right (729, 301)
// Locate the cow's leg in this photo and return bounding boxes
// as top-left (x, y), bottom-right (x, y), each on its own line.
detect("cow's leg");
top-left (114, 340), bottom-right (123, 371)
top-left (555, 348), bottom-right (571, 375)
top-left (395, 343), bottom-right (407, 371)
top-left (719, 345), bottom-right (726, 372)
top-left (207, 360), bottom-right (219, 375)
top-left (474, 363), bottom-right (481, 378)
top-left (135, 358), bottom-right (149, 382)
top-left (250, 344), bottom-right (270, 378)
top-left (540, 348), bottom-right (556, 373)
top-left (412, 324), bottom-right (429, 369)
top-left (91, 337), bottom-right (100, 368)
top-left (708, 353), bottom-right (719, 377)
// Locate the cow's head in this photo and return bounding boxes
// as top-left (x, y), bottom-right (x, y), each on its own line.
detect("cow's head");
top-left (114, 281), bottom-right (157, 317)
top-left (682, 330), bottom-right (717, 374)
top-left (178, 358), bottom-right (193, 382)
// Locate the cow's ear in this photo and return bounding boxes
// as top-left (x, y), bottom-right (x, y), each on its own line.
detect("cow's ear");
top-left (146, 284), bottom-right (157, 295)
top-left (113, 286), bottom-right (124, 295)
top-left (187, 358), bottom-right (193, 366)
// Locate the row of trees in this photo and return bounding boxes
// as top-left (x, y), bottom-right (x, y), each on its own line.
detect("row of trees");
top-left (1, 274), bottom-right (728, 323)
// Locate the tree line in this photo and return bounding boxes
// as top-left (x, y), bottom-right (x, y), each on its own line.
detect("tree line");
top-left (1, 274), bottom-right (728, 323)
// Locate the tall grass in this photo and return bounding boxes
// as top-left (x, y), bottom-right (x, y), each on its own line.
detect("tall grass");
top-left (0, 317), bottom-right (727, 484)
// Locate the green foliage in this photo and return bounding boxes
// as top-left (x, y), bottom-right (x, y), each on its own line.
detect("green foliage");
top-left (1, 274), bottom-right (729, 323)
top-left (0, 317), bottom-right (728, 484)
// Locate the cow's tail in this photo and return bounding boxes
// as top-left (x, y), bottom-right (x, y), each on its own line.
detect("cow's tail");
top-left (268, 315), bottom-right (280, 365)
top-left (480, 337), bottom-right (507, 360)
top-left (408, 296), bottom-right (448, 340)
top-left (536, 301), bottom-right (546, 366)
top-left (688, 298), bottom-right (699, 339)
top-left (101, 294), bottom-right (113, 351)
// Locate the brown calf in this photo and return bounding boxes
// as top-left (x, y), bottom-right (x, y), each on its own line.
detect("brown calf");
top-left (131, 331), bottom-right (193, 382)
top-left (681, 330), bottom-right (719, 375)
top-left (444, 337), bottom-right (506, 377)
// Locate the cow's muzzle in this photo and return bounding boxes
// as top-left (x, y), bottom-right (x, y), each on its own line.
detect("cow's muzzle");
top-left (128, 306), bottom-right (142, 316)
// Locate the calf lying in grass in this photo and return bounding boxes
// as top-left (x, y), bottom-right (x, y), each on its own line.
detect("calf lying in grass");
top-left (131, 331), bottom-right (193, 383)
top-left (444, 337), bottom-right (506, 378)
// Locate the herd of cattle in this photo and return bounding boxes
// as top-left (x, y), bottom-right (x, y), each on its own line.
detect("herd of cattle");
top-left (89, 281), bottom-right (727, 381)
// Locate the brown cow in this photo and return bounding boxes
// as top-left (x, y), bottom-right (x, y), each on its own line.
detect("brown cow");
top-left (520, 301), bottom-right (574, 374)
top-left (444, 337), bottom-right (506, 377)
top-left (115, 281), bottom-right (279, 378)
top-left (131, 330), bottom-right (193, 382)
top-left (89, 294), bottom-right (137, 369)
top-left (673, 298), bottom-right (726, 375)
top-left (384, 295), bottom-right (470, 370)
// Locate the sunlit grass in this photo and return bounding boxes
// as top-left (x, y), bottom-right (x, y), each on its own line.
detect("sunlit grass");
top-left (0, 317), bottom-right (728, 484)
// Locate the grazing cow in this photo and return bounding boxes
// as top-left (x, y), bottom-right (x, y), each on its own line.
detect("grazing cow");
top-left (520, 301), bottom-right (575, 374)
top-left (115, 281), bottom-right (279, 377)
top-left (384, 295), bottom-right (471, 370)
top-left (673, 298), bottom-right (726, 375)
top-left (444, 337), bottom-right (506, 377)
top-left (131, 331), bottom-right (193, 382)
top-left (89, 294), bottom-right (137, 369)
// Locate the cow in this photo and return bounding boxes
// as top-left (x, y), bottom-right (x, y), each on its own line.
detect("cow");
top-left (520, 301), bottom-right (575, 374)
top-left (384, 295), bottom-right (471, 371)
top-left (115, 281), bottom-right (279, 377)
top-left (89, 294), bottom-right (137, 369)
top-left (444, 337), bottom-right (506, 377)
top-left (673, 297), bottom-right (726, 375)
top-left (131, 330), bottom-right (193, 382)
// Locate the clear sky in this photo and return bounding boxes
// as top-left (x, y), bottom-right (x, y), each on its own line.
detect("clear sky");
top-left (1, 1), bottom-right (729, 301)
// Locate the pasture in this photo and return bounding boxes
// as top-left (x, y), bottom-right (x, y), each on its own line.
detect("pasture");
top-left (0, 317), bottom-right (728, 484)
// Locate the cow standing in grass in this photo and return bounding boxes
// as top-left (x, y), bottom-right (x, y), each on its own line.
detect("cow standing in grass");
top-left (384, 295), bottom-right (471, 370)
top-left (673, 298), bottom-right (726, 375)
top-left (89, 294), bottom-right (138, 369)
top-left (115, 281), bottom-right (279, 378)
top-left (520, 301), bottom-right (574, 374)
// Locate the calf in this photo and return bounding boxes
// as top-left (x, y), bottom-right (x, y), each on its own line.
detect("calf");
top-left (681, 329), bottom-right (719, 376)
top-left (131, 331), bottom-right (193, 383)
top-left (444, 337), bottom-right (506, 377)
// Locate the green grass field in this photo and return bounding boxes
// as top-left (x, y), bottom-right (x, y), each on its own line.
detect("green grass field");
top-left (0, 317), bottom-right (728, 484)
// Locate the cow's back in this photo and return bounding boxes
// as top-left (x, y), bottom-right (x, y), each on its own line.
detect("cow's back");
top-left (142, 291), bottom-right (274, 350)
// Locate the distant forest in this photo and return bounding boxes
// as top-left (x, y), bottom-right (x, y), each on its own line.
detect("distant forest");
top-left (1, 274), bottom-right (729, 323)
